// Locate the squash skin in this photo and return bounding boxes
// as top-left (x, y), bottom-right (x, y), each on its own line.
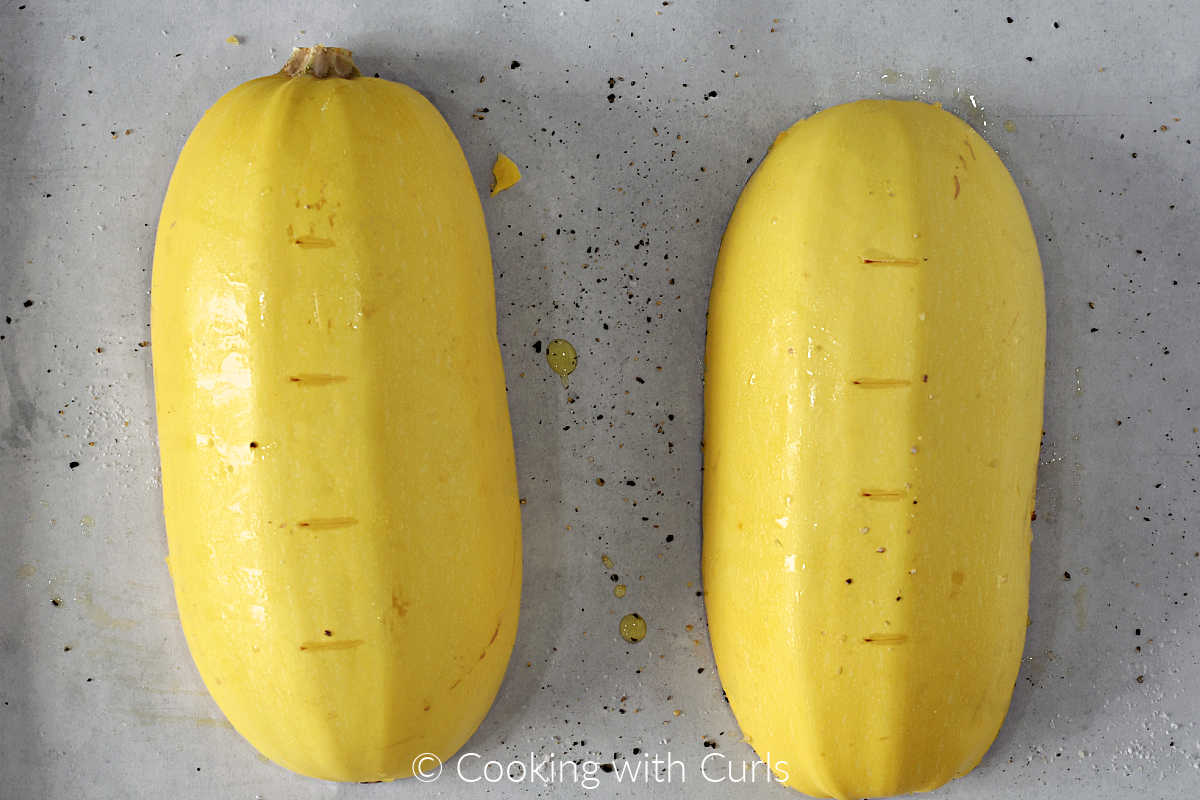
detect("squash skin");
top-left (152, 71), bottom-right (521, 781)
top-left (702, 100), bottom-right (1044, 799)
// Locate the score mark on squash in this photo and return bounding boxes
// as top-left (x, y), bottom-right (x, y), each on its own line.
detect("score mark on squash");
top-left (296, 517), bottom-right (358, 530)
top-left (300, 639), bottom-right (364, 652)
top-left (294, 235), bottom-right (335, 248)
top-left (862, 633), bottom-right (908, 645)
top-left (289, 374), bottom-right (348, 386)
top-left (860, 255), bottom-right (921, 266)
top-left (860, 488), bottom-right (907, 500)
top-left (851, 378), bottom-right (912, 388)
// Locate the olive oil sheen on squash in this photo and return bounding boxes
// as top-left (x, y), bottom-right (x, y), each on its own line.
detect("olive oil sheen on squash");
top-left (703, 100), bottom-right (1045, 799)
top-left (152, 47), bottom-right (521, 782)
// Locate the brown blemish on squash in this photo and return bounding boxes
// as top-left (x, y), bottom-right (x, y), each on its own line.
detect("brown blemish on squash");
top-left (953, 174), bottom-right (960, 199)
top-left (963, 139), bottom-right (977, 160)
top-left (300, 639), bottom-right (364, 652)
top-left (297, 516), bottom-right (358, 530)
top-left (391, 592), bottom-right (409, 617)
top-left (379, 734), bottom-right (422, 755)
top-left (289, 374), bottom-right (348, 386)
top-left (448, 622), bottom-right (505, 691)
top-left (295, 192), bottom-right (328, 211)
top-left (863, 633), bottom-right (909, 644)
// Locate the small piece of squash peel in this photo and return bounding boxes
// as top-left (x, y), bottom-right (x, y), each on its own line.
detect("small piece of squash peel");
top-left (490, 153), bottom-right (521, 196)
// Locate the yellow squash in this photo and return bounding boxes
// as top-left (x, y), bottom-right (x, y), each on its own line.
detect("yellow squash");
top-left (703, 100), bottom-right (1044, 799)
top-left (151, 46), bottom-right (521, 782)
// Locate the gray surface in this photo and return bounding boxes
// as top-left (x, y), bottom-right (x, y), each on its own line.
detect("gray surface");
top-left (2, 1), bottom-right (1198, 798)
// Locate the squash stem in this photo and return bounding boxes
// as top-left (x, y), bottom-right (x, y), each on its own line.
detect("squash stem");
top-left (281, 45), bottom-right (359, 78)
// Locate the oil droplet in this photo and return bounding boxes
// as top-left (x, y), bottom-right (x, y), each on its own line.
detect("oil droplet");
top-left (601, 553), bottom-right (614, 569)
top-left (1073, 584), bottom-right (1089, 630)
top-left (952, 86), bottom-right (989, 129)
top-left (77, 592), bottom-right (137, 629)
top-left (546, 338), bottom-right (577, 387)
top-left (80, 515), bottom-right (95, 530)
top-left (17, 563), bottom-right (37, 578)
top-left (1003, 119), bottom-right (1017, 133)
top-left (614, 584), bottom-right (627, 598)
top-left (620, 612), bottom-right (647, 643)
top-left (880, 68), bottom-right (902, 85)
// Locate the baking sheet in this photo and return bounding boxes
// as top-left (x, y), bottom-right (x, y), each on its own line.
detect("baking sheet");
top-left (2, 1), bottom-right (1199, 797)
